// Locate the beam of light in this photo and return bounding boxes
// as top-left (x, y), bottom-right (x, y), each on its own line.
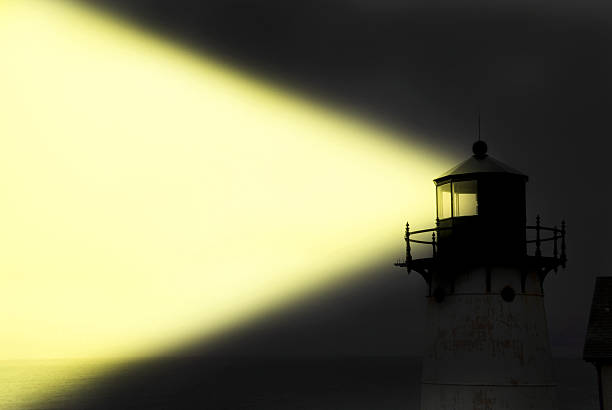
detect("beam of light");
top-left (0, 0), bottom-right (454, 408)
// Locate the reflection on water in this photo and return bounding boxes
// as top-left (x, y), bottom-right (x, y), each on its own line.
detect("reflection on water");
top-left (0, 357), bottom-right (599, 410)
top-left (0, 358), bottom-right (119, 410)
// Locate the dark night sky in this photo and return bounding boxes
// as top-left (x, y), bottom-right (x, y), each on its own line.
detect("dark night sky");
top-left (79, 0), bottom-right (611, 358)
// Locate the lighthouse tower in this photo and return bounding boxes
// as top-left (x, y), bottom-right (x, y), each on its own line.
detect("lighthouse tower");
top-left (396, 141), bottom-right (566, 410)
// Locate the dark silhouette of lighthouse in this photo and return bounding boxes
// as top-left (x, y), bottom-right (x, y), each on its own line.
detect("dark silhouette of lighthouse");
top-left (396, 141), bottom-right (566, 409)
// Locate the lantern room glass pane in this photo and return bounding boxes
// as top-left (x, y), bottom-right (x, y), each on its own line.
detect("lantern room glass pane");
top-left (437, 183), bottom-right (452, 219)
top-left (452, 180), bottom-right (478, 217)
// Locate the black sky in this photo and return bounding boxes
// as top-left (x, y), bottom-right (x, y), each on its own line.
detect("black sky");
top-left (79, 0), bottom-right (611, 358)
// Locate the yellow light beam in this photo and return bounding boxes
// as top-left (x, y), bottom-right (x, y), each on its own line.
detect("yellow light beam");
top-left (0, 0), bottom-right (455, 407)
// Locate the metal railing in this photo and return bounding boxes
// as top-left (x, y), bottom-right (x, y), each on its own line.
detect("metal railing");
top-left (398, 215), bottom-right (566, 269)
top-left (400, 224), bottom-right (450, 267)
top-left (526, 215), bottom-right (566, 268)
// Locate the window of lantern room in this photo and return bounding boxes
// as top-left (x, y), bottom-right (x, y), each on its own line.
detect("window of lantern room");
top-left (436, 183), bottom-right (452, 219)
top-left (452, 180), bottom-right (478, 217)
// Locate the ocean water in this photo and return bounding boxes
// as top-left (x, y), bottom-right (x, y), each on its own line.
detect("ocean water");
top-left (0, 358), bottom-right (118, 410)
top-left (0, 357), bottom-right (599, 410)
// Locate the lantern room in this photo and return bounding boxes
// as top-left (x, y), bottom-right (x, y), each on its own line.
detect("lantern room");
top-left (396, 140), bottom-right (566, 282)
top-left (395, 139), bottom-right (566, 303)
top-left (433, 140), bottom-right (529, 262)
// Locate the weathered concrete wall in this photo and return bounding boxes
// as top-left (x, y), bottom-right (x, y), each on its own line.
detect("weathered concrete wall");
top-left (421, 266), bottom-right (557, 410)
top-left (602, 365), bottom-right (612, 410)
top-left (422, 384), bottom-right (557, 410)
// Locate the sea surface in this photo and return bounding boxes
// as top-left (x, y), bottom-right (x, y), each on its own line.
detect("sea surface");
top-left (0, 357), bottom-right (600, 410)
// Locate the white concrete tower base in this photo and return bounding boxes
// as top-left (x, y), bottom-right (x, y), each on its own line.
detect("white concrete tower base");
top-left (420, 266), bottom-right (558, 410)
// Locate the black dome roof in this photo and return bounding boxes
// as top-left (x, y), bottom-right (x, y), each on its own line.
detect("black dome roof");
top-left (434, 141), bottom-right (527, 184)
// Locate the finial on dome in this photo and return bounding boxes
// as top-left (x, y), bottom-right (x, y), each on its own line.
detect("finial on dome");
top-left (472, 140), bottom-right (488, 158)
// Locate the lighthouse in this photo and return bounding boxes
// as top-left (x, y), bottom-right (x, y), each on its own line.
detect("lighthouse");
top-left (396, 141), bottom-right (566, 409)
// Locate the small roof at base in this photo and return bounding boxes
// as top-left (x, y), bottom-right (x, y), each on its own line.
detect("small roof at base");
top-left (584, 277), bottom-right (612, 361)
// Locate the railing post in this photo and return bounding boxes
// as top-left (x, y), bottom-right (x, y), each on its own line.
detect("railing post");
top-left (535, 215), bottom-right (542, 258)
top-left (553, 225), bottom-right (558, 272)
top-left (405, 222), bottom-right (412, 272)
top-left (561, 220), bottom-right (567, 268)
top-left (432, 232), bottom-right (437, 259)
